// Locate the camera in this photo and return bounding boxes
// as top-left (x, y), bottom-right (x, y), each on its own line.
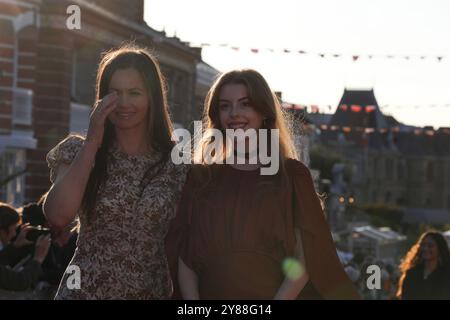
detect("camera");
top-left (25, 226), bottom-right (51, 242)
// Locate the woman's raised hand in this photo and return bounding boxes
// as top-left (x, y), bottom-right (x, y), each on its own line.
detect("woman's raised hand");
top-left (85, 92), bottom-right (119, 149)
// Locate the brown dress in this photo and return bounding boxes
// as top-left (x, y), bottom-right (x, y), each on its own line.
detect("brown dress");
top-left (166, 159), bottom-right (360, 300)
top-left (47, 135), bottom-right (188, 299)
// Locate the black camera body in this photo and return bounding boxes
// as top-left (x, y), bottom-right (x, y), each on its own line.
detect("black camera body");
top-left (26, 226), bottom-right (51, 242)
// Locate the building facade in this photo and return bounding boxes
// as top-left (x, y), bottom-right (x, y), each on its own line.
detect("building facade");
top-left (0, 0), bottom-right (203, 205)
top-left (306, 89), bottom-right (450, 226)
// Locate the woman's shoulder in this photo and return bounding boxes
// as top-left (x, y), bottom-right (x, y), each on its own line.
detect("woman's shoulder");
top-left (50, 134), bottom-right (85, 155)
top-left (58, 134), bottom-right (86, 146)
top-left (46, 134), bottom-right (86, 183)
top-left (285, 158), bottom-right (312, 177)
top-left (46, 134), bottom-right (85, 166)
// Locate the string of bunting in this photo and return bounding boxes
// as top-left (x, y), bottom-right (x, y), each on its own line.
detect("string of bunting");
top-left (196, 43), bottom-right (448, 62)
top-left (312, 125), bottom-right (450, 136)
top-left (281, 103), bottom-right (450, 113)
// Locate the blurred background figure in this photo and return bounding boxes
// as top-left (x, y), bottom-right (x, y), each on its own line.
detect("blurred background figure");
top-left (21, 196), bottom-right (78, 297)
top-left (396, 231), bottom-right (450, 300)
top-left (0, 202), bottom-right (51, 297)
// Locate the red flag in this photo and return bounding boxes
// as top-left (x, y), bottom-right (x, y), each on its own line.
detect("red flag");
top-left (351, 105), bottom-right (362, 112)
top-left (365, 105), bottom-right (376, 113)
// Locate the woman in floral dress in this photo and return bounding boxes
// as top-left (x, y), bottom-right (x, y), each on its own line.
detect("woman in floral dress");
top-left (43, 44), bottom-right (187, 299)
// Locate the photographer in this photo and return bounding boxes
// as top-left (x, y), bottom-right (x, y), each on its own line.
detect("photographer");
top-left (22, 198), bottom-right (78, 287)
top-left (0, 202), bottom-right (51, 291)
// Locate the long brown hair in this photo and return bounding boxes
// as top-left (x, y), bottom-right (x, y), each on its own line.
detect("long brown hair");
top-left (195, 69), bottom-right (298, 170)
top-left (81, 43), bottom-right (174, 220)
top-left (396, 231), bottom-right (450, 298)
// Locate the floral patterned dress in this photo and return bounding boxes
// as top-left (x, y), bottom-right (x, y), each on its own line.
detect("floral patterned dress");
top-left (46, 135), bottom-right (188, 299)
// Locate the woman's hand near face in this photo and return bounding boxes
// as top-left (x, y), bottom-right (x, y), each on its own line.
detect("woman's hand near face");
top-left (85, 92), bottom-right (119, 149)
top-left (43, 95), bottom-right (118, 230)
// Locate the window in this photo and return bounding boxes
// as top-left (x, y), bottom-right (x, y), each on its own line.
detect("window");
top-left (372, 191), bottom-right (377, 202)
top-left (373, 158), bottom-right (379, 178)
top-left (0, 149), bottom-right (26, 206)
top-left (397, 161), bottom-right (404, 180)
top-left (426, 161), bottom-right (434, 183)
top-left (425, 195), bottom-right (432, 207)
top-left (385, 159), bottom-right (393, 180)
top-left (385, 191), bottom-right (391, 203)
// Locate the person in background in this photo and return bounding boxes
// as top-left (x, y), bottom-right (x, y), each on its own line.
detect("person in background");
top-left (0, 202), bottom-right (50, 291)
top-left (22, 196), bottom-right (78, 288)
top-left (397, 231), bottom-right (450, 300)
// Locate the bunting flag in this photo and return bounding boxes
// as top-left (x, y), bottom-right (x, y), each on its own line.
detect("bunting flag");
top-left (191, 42), bottom-right (448, 62)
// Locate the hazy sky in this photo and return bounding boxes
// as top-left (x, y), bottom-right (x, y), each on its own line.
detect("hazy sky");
top-left (144, 0), bottom-right (450, 129)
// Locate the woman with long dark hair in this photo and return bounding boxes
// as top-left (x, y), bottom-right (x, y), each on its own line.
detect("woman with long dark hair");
top-left (43, 44), bottom-right (188, 299)
top-left (166, 69), bottom-right (360, 299)
top-left (397, 231), bottom-right (450, 300)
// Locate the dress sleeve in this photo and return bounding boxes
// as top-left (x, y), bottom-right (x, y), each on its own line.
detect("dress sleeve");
top-left (46, 135), bottom-right (85, 184)
top-left (288, 159), bottom-right (361, 300)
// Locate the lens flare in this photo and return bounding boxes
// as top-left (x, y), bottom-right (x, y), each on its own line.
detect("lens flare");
top-left (282, 257), bottom-right (305, 281)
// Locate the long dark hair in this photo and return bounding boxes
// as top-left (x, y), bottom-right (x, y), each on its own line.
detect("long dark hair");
top-left (396, 231), bottom-right (450, 298)
top-left (81, 43), bottom-right (174, 220)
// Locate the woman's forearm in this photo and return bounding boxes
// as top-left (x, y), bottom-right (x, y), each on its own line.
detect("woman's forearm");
top-left (44, 141), bottom-right (98, 228)
top-left (178, 257), bottom-right (200, 300)
top-left (274, 271), bottom-right (309, 300)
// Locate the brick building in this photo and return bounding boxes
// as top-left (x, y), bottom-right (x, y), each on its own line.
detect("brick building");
top-left (0, 0), bottom-right (204, 205)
